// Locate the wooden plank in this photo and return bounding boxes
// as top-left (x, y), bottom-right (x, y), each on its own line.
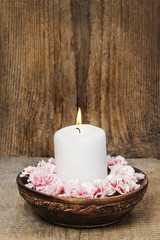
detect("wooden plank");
top-left (0, 156), bottom-right (160, 239)
top-left (0, 0), bottom-right (159, 157)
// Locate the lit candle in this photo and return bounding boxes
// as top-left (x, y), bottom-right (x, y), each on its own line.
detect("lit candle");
top-left (54, 108), bottom-right (107, 183)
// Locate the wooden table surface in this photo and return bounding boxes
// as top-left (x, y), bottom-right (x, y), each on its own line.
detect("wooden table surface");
top-left (0, 156), bottom-right (159, 240)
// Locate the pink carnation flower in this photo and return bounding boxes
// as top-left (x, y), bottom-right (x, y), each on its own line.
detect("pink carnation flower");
top-left (48, 157), bottom-right (56, 165)
top-left (27, 165), bottom-right (55, 191)
top-left (21, 156), bottom-right (145, 198)
top-left (20, 166), bottom-right (35, 177)
top-left (93, 178), bottom-right (116, 197)
top-left (108, 165), bottom-right (144, 194)
top-left (81, 182), bottom-right (99, 198)
top-left (41, 179), bottom-right (64, 195)
top-left (63, 179), bottom-right (83, 198)
top-left (107, 155), bottom-right (127, 167)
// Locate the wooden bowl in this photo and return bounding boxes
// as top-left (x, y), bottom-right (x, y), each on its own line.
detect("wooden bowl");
top-left (17, 168), bottom-right (148, 228)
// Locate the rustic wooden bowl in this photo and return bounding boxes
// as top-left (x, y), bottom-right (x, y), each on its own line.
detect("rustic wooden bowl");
top-left (17, 168), bottom-right (148, 228)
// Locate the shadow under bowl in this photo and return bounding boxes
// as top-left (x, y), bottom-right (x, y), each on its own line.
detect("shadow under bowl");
top-left (17, 168), bottom-right (148, 228)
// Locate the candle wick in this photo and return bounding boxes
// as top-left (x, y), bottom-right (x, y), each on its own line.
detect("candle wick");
top-left (76, 127), bottom-right (81, 133)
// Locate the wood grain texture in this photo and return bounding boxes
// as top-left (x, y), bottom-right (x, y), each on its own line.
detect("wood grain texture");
top-left (0, 156), bottom-right (160, 239)
top-left (0, 0), bottom-right (159, 157)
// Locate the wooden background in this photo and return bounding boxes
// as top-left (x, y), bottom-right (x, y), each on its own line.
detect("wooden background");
top-left (0, 0), bottom-right (159, 158)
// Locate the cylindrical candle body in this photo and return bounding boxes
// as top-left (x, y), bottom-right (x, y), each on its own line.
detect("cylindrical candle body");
top-left (54, 124), bottom-right (107, 183)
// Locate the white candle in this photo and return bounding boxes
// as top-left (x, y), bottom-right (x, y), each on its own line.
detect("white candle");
top-left (54, 123), bottom-right (107, 183)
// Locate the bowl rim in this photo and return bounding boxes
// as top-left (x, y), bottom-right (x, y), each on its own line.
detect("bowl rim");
top-left (17, 167), bottom-right (148, 204)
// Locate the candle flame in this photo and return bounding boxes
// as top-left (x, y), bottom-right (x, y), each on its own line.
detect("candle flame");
top-left (76, 107), bottom-right (82, 125)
